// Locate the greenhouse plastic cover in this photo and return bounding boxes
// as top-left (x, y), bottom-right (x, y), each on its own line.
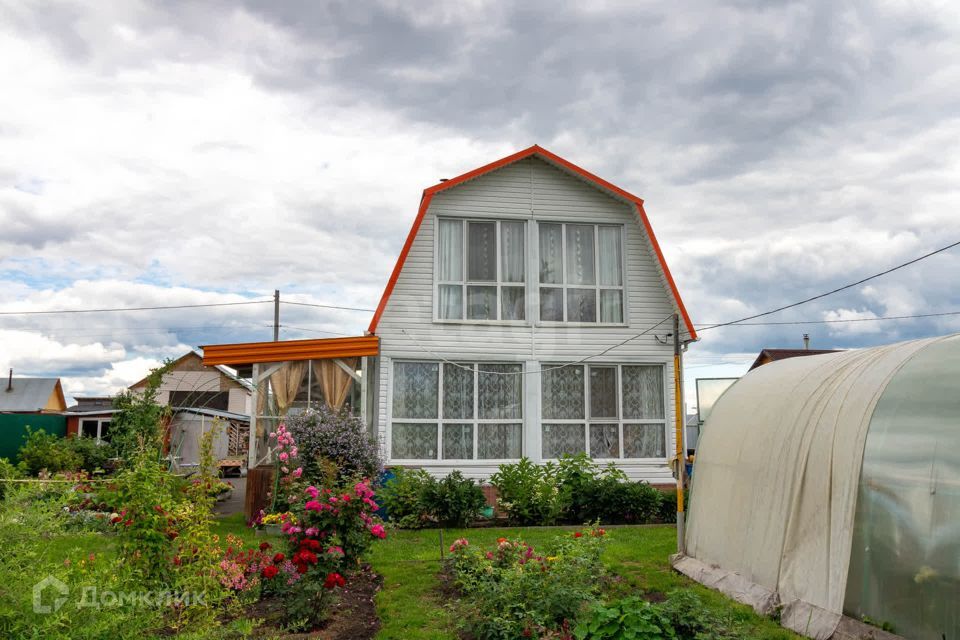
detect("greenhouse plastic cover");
top-left (678, 336), bottom-right (953, 639)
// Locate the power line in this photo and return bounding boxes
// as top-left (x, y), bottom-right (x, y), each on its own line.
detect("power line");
top-left (694, 309), bottom-right (960, 328)
top-left (697, 239), bottom-right (960, 332)
top-left (0, 300), bottom-right (272, 316)
top-left (279, 325), bottom-right (351, 337)
top-left (280, 301), bottom-right (375, 313)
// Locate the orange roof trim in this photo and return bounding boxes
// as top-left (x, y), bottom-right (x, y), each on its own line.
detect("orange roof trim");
top-left (367, 145), bottom-right (696, 340)
top-left (201, 336), bottom-right (379, 366)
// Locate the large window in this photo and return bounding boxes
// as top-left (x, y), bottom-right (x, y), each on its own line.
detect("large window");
top-left (391, 361), bottom-right (523, 460)
top-left (436, 218), bottom-right (526, 321)
top-left (540, 364), bottom-right (665, 459)
top-left (538, 223), bottom-right (624, 323)
top-left (79, 418), bottom-right (111, 444)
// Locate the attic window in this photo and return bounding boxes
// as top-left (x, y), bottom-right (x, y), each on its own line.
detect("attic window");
top-left (538, 223), bottom-right (624, 324)
top-left (436, 218), bottom-right (525, 321)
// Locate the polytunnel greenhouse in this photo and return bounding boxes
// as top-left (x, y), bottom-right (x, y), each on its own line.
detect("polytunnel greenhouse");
top-left (676, 334), bottom-right (959, 640)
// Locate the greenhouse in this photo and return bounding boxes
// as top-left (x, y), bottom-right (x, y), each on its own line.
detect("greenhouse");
top-left (676, 334), bottom-right (959, 640)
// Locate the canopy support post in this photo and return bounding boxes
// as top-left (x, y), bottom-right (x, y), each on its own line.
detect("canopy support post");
top-left (674, 313), bottom-right (686, 555)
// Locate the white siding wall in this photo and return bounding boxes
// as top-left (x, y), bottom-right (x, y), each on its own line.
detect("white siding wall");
top-left (376, 158), bottom-right (681, 483)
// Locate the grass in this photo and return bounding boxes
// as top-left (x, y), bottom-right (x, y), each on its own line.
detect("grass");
top-left (369, 524), bottom-right (802, 640)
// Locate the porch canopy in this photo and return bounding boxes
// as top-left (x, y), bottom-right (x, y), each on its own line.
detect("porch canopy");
top-left (201, 336), bottom-right (379, 468)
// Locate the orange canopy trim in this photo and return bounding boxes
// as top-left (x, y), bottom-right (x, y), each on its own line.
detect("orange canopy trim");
top-left (367, 145), bottom-right (697, 340)
top-left (201, 336), bottom-right (379, 366)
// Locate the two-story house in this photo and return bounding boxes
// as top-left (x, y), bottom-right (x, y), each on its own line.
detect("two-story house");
top-left (367, 145), bottom-right (696, 484)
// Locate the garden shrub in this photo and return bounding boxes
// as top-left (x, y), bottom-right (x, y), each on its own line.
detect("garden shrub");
top-left (17, 427), bottom-right (83, 475)
top-left (64, 435), bottom-right (115, 473)
top-left (448, 526), bottom-right (608, 639)
top-left (108, 360), bottom-right (174, 461)
top-left (580, 476), bottom-right (663, 524)
top-left (490, 457), bottom-right (568, 525)
top-left (379, 467), bottom-right (436, 528)
top-left (284, 407), bottom-right (383, 485)
top-left (423, 470), bottom-right (486, 528)
top-left (276, 479), bottom-right (387, 630)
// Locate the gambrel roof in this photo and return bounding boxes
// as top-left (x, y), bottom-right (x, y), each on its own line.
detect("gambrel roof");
top-left (367, 145), bottom-right (697, 339)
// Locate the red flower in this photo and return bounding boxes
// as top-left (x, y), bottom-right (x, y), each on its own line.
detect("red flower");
top-left (273, 552), bottom-right (285, 563)
top-left (259, 541), bottom-right (271, 551)
top-left (323, 572), bottom-right (345, 589)
top-left (296, 563), bottom-right (308, 574)
top-left (262, 565), bottom-right (279, 579)
top-left (110, 515), bottom-right (122, 524)
top-left (573, 532), bottom-right (583, 538)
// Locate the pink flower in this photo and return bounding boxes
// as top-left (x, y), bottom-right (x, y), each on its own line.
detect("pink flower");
top-left (290, 447), bottom-right (298, 457)
top-left (449, 538), bottom-right (469, 553)
top-left (305, 485), bottom-right (319, 498)
top-left (269, 431), bottom-right (277, 439)
top-left (304, 500), bottom-right (322, 512)
top-left (369, 524), bottom-right (386, 539)
top-left (292, 468), bottom-right (303, 478)
top-left (305, 527), bottom-right (319, 537)
top-left (279, 452), bottom-right (289, 462)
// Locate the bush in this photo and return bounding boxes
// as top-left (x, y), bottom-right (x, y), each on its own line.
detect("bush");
top-left (423, 470), bottom-right (486, 528)
top-left (580, 477), bottom-right (663, 525)
top-left (17, 428), bottom-right (83, 475)
top-left (277, 479), bottom-right (386, 630)
top-left (64, 436), bottom-right (115, 473)
top-left (449, 526), bottom-right (608, 639)
top-left (284, 407), bottom-right (383, 485)
top-left (490, 457), bottom-right (568, 525)
top-left (379, 467), bottom-right (435, 528)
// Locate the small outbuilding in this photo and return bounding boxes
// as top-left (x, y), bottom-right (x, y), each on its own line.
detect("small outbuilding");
top-left (676, 334), bottom-right (959, 640)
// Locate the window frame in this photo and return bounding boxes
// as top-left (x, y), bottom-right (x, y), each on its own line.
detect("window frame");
top-left (536, 222), bottom-right (628, 326)
top-left (434, 217), bottom-right (529, 325)
top-left (78, 417), bottom-right (112, 444)
top-left (388, 359), bottom-right (525, 464)
top-left (539, 363), bottom-right (668, 462)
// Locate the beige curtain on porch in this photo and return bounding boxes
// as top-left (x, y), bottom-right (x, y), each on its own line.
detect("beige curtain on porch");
top-left (313, 358), bottom-right (357, 410)
top-left (270, 361), bottom-right (306, 416)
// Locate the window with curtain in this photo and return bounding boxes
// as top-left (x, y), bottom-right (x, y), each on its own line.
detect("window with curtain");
top-left (540, 363), bottom-right (666, 459)
top-left (436, 218), bottom-right (526, 321)
top-left (391, 361), bottom-right (523, 460)
top-left (538, 223), bottom-right (624, 323)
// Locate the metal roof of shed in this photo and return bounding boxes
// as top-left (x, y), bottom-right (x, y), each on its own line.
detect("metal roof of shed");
top-left (0, 377), bottom-right (61, 412)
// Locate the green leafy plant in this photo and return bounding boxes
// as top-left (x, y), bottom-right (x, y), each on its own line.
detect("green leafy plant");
top-left (109, 360), bottom-right (174, 462)
top-left (0, 456), bottom-right (21, 499)
top-left (16, 427), bottom-right (83, 475)
top-left (448, 525), bottom-right (608, 638)
top-left (422, 470), bottom-right (486, 528)
top-left (575, 596), bottom-right (677, 640)
top-left (490, 457), bottom-right (568, 525)
top-left (379, 467), bottom-right (436, 528)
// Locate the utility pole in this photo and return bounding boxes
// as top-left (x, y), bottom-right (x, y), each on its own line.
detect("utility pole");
top-left (273, 289), bottom-right (280, 341)
top-left (673, 313), bottom-right (686, 555)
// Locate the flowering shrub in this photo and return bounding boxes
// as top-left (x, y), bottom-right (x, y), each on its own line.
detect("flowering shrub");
top-left (274, 478), bottom-right (387, 630)
top-left (449, 526), bottom-right (607, 639)
top-left (284, 407), bottom-right (383, 485)
top-left (269, 422), bottom-right (304, 511)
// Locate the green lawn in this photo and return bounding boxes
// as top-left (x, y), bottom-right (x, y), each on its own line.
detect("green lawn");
top-left (369, 524), bottom-right (802, 640)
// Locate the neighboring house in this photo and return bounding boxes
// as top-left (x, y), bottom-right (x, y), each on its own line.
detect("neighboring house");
top-left (367, 145), bottom-right (696, 484)
top-left (748, 348), bottom-right (840, 371)
top-left (129, 351), bottom-right (253, 471)
top-left (0, 373), bottom-right (68, 459)
top-left (65, 396), bottom-right (117, 444)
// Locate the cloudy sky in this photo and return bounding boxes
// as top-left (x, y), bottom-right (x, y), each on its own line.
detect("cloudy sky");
top-left (2, 0), bottom-right (959, 408)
